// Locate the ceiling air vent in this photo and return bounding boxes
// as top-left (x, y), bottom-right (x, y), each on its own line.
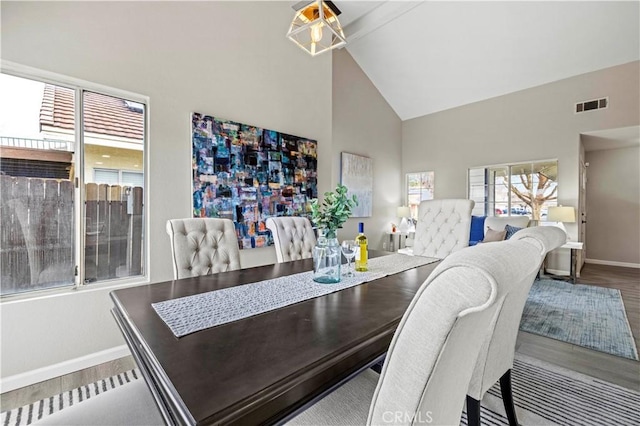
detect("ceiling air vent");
top-left (575, 97), bottom-right (608, 114)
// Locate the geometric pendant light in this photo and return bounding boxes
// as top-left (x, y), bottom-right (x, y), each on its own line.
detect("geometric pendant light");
top-left (287, 0), bottom-right (346, 56)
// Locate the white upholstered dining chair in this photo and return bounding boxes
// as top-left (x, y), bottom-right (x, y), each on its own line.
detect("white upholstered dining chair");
top-left (166, 218), bottom-right (241, 279)
top-left (412, 199), bottom-right (474, 258)
top-left (266, 216), bottom-right (316, 263)
top-left (465, 226), bottom-right (566, 426)
top-left (288, 236), bottom-right (545, 425)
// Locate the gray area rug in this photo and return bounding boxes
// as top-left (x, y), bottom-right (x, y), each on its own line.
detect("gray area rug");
top-left (461, 354), bottom-right (640, 426)
top-left (0, 369), bottom-right (138, 426)
top-left (2, 354), bottom-right (638, 426)
top-left (520, 279), bottom-right (638, 360)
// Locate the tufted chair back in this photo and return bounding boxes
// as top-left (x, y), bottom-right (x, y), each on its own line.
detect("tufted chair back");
top-left (266, 216), bottom-right (317, 263)
top-left (413, 199), bottom-right (475, 259)
top-left (166, 218), bottom-right (241, 279)
top-left (509, 225), bottom-right (567, 257)
top-left (368, 238), bottom-right (543, 425)
top-left (465, 226), bottom-right (566, 425)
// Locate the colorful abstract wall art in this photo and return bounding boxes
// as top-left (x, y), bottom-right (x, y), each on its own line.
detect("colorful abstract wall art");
top-left (192, 113), bottom-right (318, 249)
top-left (340, 152), bottom-right (373, 217)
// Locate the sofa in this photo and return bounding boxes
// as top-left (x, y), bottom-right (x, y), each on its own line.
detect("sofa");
top-left (469, 215), bottom-right (530, 246)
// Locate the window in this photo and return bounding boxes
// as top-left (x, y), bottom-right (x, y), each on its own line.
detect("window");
top-left (0, 72), bottom-right (146, 296)
top-left (468, 160), bottom-right (557, 221)
top-left (94, 169), bottom-right (144, 187)
top-left (406, 171), bottom-right (434, 219)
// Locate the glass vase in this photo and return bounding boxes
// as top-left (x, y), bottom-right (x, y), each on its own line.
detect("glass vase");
top-left (313, 235), bottom-right (341, 284)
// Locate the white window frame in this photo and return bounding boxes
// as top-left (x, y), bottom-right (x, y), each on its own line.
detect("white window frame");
top-left (405, 171), bottom-right (435, 219)
top-left (94, 168), bottom-right (144, 187)
top-left (467, 158), bottom-right (558, 220)
top-left (1, 60), bottom-right (150, 298)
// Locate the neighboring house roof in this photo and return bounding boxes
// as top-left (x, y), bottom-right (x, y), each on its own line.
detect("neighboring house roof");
top-left (40, 85), bottom-right (143, 140)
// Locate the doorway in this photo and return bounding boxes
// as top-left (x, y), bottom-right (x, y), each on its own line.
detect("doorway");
top-left (580, 126), bottom-right (640, 269)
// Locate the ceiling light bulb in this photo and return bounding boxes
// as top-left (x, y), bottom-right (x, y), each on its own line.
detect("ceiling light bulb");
top-left (310, 23), bottom-right (323, 43)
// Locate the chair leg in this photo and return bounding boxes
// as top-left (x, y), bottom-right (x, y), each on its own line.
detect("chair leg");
top-left (371, 359), bottom-right (384, 374)
top-left (466, 395), bottom-right (481, 426)
top-left (500, 369), bottom-right (519, 426)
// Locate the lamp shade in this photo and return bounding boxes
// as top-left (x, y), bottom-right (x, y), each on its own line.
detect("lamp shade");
top-left (397, 206), bottom-right (411, 218)
top-left (547, 206), bottom-right (575, 223)
top-left (287, 0), bottom-right (346, 56)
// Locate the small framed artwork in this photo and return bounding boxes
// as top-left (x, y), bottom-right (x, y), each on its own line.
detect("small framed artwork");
top-left (340, 152), bottom-right (373, 217)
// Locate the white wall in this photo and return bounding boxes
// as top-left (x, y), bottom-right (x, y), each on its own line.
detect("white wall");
top-left (585, 146), bottom-right (640, 265)
top-left (331, 49), bottom-right (402, 248)
top-left (0, 1), bottom-right (333, 382)
top-left (0, 1), bottom-right (403, 386)
top-left (402, 61), bottom-right (640, 271)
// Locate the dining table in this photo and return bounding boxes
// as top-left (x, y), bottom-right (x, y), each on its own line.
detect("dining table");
top-left (110, 250), bottom-right (440, 425)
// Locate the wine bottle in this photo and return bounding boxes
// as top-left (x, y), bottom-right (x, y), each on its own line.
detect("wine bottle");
top-left (355, 222), bottom-right (368, 272)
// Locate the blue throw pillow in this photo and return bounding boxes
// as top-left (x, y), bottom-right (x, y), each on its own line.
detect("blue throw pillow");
top-left (469, 215), bottom-right (486, 244)
top-left (505, 224), bottom-right (523, 239)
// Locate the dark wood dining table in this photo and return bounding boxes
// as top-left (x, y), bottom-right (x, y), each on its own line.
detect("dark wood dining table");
top-left (110, 251), bottom-right (440, 426)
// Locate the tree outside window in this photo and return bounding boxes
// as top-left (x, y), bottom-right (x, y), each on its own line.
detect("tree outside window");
top-left (469, 160), bottom-right (557, 221)
top-left (406, 172), bottom-right (434, 219)
top-left (507, 162), bottom-right (557, 220)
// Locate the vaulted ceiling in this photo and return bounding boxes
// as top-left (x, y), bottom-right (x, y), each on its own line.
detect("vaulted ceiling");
top-left (331, 1), bottom-right (640, 121)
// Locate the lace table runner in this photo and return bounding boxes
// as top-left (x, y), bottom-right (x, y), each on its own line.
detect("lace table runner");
top-left (152, 253), bottom-right (438, 337)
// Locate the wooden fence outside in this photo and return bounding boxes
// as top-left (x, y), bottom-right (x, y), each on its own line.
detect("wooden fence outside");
top-left (1, 175), bottom-right (143, 295)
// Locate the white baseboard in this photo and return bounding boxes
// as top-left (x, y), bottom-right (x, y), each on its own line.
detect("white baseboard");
top-left (585, 258), bottom-right (640, 269)
top-left (1, 345), bottom-right (130, 393)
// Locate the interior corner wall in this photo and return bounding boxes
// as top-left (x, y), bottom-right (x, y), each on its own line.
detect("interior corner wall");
top-left (0, 1), bottom-right (332, 381)
top-left (585, 146), bottom-right (640, 265)
top-left (402, 61), bottom-right (640, 271)
top-left (331, 49), bottom-right (402, 249)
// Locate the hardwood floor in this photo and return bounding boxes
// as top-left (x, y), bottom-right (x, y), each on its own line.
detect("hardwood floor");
top-left (516, 262), bottom-right (640, 391)
top-left (2, 263), bottom-right (639, 413)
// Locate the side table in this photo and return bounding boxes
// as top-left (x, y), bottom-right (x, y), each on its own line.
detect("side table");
top-left (384, 231), bottom-right (410, 252)
top-left (545, 241), bottom-right (583, 284)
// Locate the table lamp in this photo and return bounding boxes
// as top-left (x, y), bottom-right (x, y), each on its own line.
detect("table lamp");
top-left (547, 206), bottom-right (575, 240)
top-left (397, 206), bottom-right (411, 233)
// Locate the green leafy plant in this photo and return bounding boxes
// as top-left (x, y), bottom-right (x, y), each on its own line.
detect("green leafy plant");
top-left (310, 184), bottom-right (358, 239)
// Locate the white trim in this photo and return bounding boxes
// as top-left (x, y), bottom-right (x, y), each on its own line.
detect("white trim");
top-left (1, 60), bottom-right (147, 104)
top-left (76, 86), bottom-right (85, 288)
top-left (0, 345), bottom-right (130, 393)
top-left (585, 258), bottom-right (640, 269)
top-left (1, 275), bottom-right (151, 304)
top-left (343, 2), bottom-right (422, 44)
top-left (469, 157), bottom-right (558, 171)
